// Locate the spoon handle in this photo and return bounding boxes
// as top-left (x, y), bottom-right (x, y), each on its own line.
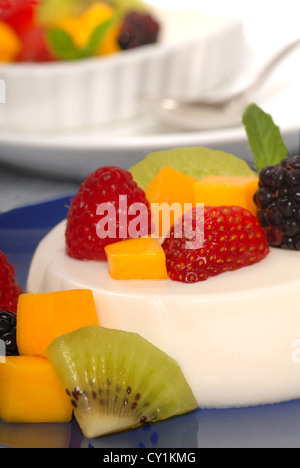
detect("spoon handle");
top-left (248, 38), bottom-right (300, 93)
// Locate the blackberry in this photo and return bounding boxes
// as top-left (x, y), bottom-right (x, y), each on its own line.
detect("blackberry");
top-left (118, 11), bottom-right (160, 50)
top-left (254, 155), bottom-right (300, 249)
top-left (0, 310), bottom-right (19, 356)
top-left (284, 155), bottom-right (300, 169)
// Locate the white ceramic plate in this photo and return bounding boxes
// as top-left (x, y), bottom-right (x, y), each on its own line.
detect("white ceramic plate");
top-left (2, 199), bottom-right (300, 448)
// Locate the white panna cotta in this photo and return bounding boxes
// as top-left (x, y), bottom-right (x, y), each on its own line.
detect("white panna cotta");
top-left (27, 220), bottom-right (300, 409)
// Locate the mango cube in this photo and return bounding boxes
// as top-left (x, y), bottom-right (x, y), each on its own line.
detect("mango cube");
top-left (0, 356), bottom-right (73, 423)
top-left (193, 175), bottom-right (259, 215)
top-left (105, 237), bottom-right (168, 280)
top-left (145, 166), bottom-right (197, 208)
top-left (0, 21), bottom-right (21, 62)
top-left (17, 289), bottom-right (99, 358)
top-left (146, 167), bottom-right (197, 237)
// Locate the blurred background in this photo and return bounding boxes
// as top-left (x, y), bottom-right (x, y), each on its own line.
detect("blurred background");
top-left (0, 0), bottom-right (299, 211)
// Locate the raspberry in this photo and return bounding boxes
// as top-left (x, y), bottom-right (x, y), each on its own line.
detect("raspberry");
top-left (254, 155), bottom-right (300, 249)
top-left (0, 251), bottom-right (23, 313)
top-left (162, 206), bottom-right (269, 283)
top-left (17, 26), bottom-right (56, 62)
top-left (0, 0), bottom-right (38, 36)
top-left (65, 166), bottom-right (153, 261)
top-left (118, 11), bottom-right (160, 50)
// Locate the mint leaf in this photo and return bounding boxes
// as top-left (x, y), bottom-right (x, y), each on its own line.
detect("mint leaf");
top-left (242, 103), bottom-right (288, 172)
top-left (47, 14), bottom-right (121, 61)
top-left (83, 14), bottom-right (121, 57)
top-left (47, 29), bottom-right (82, 61)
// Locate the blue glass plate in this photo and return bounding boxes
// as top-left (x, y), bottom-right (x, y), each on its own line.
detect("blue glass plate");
top-left (1, 197), bottom-right (300, 448)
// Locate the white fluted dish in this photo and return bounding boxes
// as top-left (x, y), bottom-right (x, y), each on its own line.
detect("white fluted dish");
top-left (0, 9), bottom-right (243, 131)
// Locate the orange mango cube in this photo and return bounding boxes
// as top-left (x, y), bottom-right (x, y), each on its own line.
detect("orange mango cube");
top-left (0, 356), bottom-right (73, 423)
top-left (145, 166), bottom-right (197, 208)
top-left (0, 21), bottom-right (21, 62)
top-left (193, 175), bottom-right (259, 215)
top-left (105, 237), bottom-right (168, 280)
top-left (56, 3), bottom-right (121, 55)
top-left (17, 289), bottom-right (99, 357)
top-left (146, 167), bottom-right (198, 237)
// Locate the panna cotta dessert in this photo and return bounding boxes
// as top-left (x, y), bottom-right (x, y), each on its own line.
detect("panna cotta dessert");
top-left (25, 103), bottom-right (300, 411)
top-left (27, 219), bottom-right (300, 408)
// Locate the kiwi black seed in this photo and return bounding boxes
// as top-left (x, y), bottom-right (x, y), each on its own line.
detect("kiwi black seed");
top-left (45, 325), bottom-right (197, 439)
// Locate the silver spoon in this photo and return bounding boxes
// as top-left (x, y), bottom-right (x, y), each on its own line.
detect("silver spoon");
top-left (142, 38), bottom-right (300, 131)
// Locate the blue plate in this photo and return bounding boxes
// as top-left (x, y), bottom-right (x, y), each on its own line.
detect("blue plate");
top-left (1, 197), bottom-right (300, 448)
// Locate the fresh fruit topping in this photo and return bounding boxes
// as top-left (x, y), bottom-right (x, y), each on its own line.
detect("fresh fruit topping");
top-left (118, 10), bottom-right (159, 49)
top-left (162, 206), bottom-right (269, 283)
top-left (0, 251), bottom-right (23, 314)
top-left (47, 3), bottom-right (121, 61)
top-left (46, 325), bottom-right (197, 438)
top-left (16, 26), bottom-right (56, 62)
top-left (0, 310), bottom-right (18, 356)
top-left (193, 175), bottom-right (259, 216)
top-left (0, 20), bottom-right (21, 62)
top-left (130, 147), bottom-right (257, 192)
top-left (0, 0), bottom-right (160, 62)
top-left (16, 289), bottom-right (99, 357)
top-left (0, 355), bottom-right (73, 423)
top-left (254, 156), bottom-right (300, 249)
top-left (65, 166), bottom-right (152, 261)
top-left (36, 0), bottom-right (147, 26)
top-left (105, 237), bottom-right (168, 280)
top-left (243, 104), bottom-right (300, 250)
top-left (0, 0), bottom-right (38, 36)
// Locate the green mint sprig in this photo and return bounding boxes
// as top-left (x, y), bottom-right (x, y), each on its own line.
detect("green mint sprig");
top-left (47, 14), bottom-right (121, 61)
top-left (47, 28), bottom-right (81, 60)
top-left (242, 103), bottom-right (288, 173)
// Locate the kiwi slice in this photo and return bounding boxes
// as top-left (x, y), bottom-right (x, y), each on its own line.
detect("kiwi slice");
top-left (37, 0), bottom-right (147, 24)
top-left (46, 325), bottom-right (197, 439)
top-left (130, 147), bottom-right (257, 191)
top-left (104, 0), bottom-right (147, 11)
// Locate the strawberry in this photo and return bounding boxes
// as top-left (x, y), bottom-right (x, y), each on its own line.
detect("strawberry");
top-left (65, 166), bottom-right (153, 261)
top-left (0, 251), bottom-right (23, 313)
top-left (0, 0), bottom-right (38, 36)
top-left (162, 206), bottom-right (269, 283)
top-left (16, 26), bottom-right (57, 62)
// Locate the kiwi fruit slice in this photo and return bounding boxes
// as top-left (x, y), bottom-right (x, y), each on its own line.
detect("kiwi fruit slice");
top-left (37, 0), bottom-right (147, 25)
top-left (46, 325), bottom-right (197, 439)
top-left (130, 147), bottom-right (257, 191)
top-left (104, 0), bottom-right (147, 11)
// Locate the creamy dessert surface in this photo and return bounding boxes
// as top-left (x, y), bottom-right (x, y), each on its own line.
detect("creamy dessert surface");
top-left (27, 221), bottom-right (300, 408)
